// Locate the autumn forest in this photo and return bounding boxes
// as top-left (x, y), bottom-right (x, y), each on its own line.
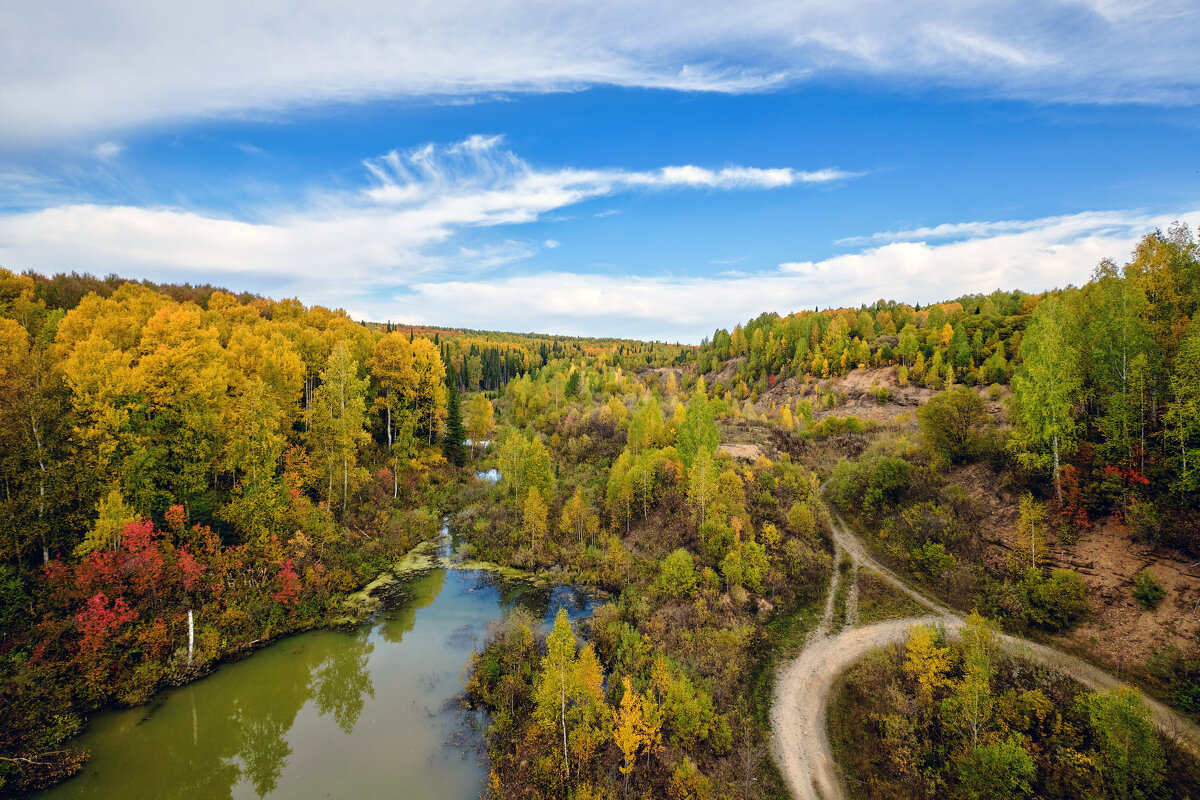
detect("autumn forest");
top-left (1, 225), bottom-right (1200, 799)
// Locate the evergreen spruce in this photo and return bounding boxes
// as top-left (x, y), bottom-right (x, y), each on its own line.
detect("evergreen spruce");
top-left (442, 382), bottom-right (466, 466)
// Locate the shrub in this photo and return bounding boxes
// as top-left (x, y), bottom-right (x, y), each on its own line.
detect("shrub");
top-left (655, 548), bottom-right (697, 600)
top-left (1133, 570), bottom-right (1166, 610)
top-left (910, 541), bottom-right (956, 579)
top-left (1077, 687), bottom-right (1165, 799)
top-left (1126, 497), bottom-right (1163, 544)
top-left (956, 734), bottom-right (1036, 800)
top-left (1025, 569), bottom-right (1089, 631)
top-left (917, 387), bottom-right (989, 463)
top-left (826, 457), bottom-right (871, 508)
top-left (864, 456), bottom-right (912, 511)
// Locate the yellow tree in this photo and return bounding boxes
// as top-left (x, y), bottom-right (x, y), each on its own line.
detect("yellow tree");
top-left (133, 303), bottom-right (230, 512)
top-left (57, 306), bottom-right (141, 492)
top-left (523, 487), bottom-right (549, 551)
top-left (686, 448), bottom-right (717, 527)
top-left (222, 378), bottom-right (288, 543)
top-left (559, 487), bottom-right (592, 546)
top-left (464, 394), bottom-right (495, 457)
top-left (225, 325), bottom-right (305, 434)
top-left (309, 341), bottom-right (370, 514)
top-left (628, 397), bottom-right (667, 454)
top-left (604, 395), bottom-right (629, 425)
top-left (905, 624), bottom-right (950, 706)
top-left (614, 676), bottom-right (648, 790)
top-left (605, 452), bottom-right (635, 534)
top-left (570, 644), bottom-right (611, 774)
top-left (367, 332), bottom-right (416, 450)
top-left (411, 338), bottom-right (447, 445)
top-left (0, 317), bottom-right (62, 563)
top-left (73, 488), bottom-right (136, 558)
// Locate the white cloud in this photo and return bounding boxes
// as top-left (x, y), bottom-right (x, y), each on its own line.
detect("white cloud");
top-left (543, 239), bottom-right (560, 249)
top-left (832, 210), bottom-right (1150, 246)
top-left (3, 1), bottom-right (1199, 144)
top-left (359, 138), bottom-right (853, 217)
top-left (0, 135), bottom-right (842, 311)
top-left (366, 207), bottom-right (1200, 341)
top-left (3, 133), bottom-right (1192, 341)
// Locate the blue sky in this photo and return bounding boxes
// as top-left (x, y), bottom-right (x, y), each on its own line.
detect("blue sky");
top-left (2, 1), bottom-right (1199, 341)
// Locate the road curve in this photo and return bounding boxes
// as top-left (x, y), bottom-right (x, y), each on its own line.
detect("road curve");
top-left (769, 504), bottom-right (1200, 800)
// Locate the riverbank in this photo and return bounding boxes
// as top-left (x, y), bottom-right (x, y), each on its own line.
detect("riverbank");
top-left (29, 535), bottom-right (600, 800)
top-left (0, 493), bottom-right (457, 795)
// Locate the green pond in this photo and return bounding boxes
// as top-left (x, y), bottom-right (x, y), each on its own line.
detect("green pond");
top-left (36, 528), bottom-right (595, 800)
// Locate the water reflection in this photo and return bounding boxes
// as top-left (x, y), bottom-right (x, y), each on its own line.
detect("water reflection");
top-left (238, 716), bottom-right (291, 796)
top-left (378, 568), bottom-right (444, 643)
top-left (312, 628), bottom-right (375, 734)
top-left (37, 533), bottom-right (597, 800)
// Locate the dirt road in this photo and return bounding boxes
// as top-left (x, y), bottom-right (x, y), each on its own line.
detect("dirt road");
top-left (769, 505), bottom-right (1200, 800)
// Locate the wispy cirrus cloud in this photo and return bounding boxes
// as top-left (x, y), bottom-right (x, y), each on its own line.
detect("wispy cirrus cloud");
top-left (3, 1), bottom-right (1200, 145)
top-left (832, 209), bottom-right (1157, 246)
top-left (360, 135), bottom-right (853, 214)
top-left (0, 135), bottom-right (850, 304)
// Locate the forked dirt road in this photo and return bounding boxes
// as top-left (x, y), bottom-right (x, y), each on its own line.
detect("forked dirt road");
top-left (770, 506), bottom-right (1200, 800)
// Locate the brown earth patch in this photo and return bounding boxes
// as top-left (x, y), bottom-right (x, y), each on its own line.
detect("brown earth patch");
top-left (1049, 521), bottom-right (1200, 667)
top-left (750, 367), bottom-right (936, 426)
top-left (718, 442), bottom-right (763, 461)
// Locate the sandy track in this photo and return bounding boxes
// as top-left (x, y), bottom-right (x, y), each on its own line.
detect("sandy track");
top-left (769, 505), bottom-right (1200, 800)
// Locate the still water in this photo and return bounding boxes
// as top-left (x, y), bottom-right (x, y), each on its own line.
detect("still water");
top-left (37, 529), bottom-right (594, 800)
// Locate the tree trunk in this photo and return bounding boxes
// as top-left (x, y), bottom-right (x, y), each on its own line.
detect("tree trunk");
top-left (1053, 434), bottom-right (1062, 505)
top-left (560, 671), bottom-right (569, 781)
top-left (642, 469), bottom-right (648, 520)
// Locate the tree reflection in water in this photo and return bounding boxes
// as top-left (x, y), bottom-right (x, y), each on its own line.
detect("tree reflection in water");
top-left (313, 628), bottom-right (375, 734)
top-left (34, 547), bottom-right (595, 800)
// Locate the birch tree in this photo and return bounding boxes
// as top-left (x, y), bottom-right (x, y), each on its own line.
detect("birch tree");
top-left (309, 341), bottom-right (369, 514)
top-left (1010, 296), bottom-right (1083, 503)
top-left (1165, 323), bottom-right (1200, 494)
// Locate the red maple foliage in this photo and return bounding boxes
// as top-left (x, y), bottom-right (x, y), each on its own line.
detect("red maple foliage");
top-left (272, 559), bottom-right (301, 609)
top-left (75, 593), bottom-right (137, 653)
top-left (179, 546), bottom-right (203, 593)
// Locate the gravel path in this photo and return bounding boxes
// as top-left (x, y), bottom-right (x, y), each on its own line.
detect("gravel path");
top-left (769, 503), bottom-right (1200, 800)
